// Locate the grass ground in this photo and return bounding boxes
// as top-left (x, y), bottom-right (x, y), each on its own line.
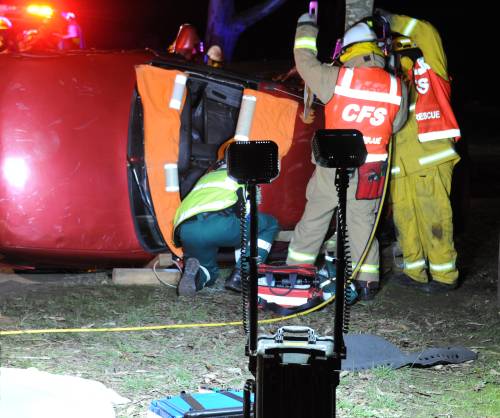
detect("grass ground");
top-left (1, 198), bottom-right (499, 418)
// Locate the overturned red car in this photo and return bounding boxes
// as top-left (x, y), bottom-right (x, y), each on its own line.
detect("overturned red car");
top-left (0, 50), bottom-right (322, 270)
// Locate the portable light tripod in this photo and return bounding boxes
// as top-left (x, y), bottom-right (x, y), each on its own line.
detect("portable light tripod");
top-left (311, 129), bottom-right (367, 380)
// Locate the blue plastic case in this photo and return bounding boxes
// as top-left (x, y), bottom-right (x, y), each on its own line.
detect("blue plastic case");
top-left (148, 389), bottom-right (252, 418)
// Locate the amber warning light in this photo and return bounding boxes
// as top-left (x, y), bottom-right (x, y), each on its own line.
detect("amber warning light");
top-left (26, 4), bottom-right (54, 19)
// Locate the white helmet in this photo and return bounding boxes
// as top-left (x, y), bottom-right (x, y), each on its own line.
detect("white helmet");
top-left (342, 22), bottom-right (377, 50)
top-left (207, 45), bottom-right (223, 62)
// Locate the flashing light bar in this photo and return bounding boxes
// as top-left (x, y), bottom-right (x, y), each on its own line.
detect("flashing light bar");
top-left (26, 4), bottom-right (54, 19)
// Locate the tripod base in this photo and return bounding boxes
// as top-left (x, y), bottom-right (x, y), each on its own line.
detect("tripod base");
top-left (249, 326), bottom-right (338, 418)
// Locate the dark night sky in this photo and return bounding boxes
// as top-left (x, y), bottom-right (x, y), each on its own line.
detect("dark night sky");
top-left (57, 1), bottom-right (487, 102)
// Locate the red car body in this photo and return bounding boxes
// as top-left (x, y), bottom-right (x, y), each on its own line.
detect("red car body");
top-left (0, 51), bottom-right (321, 269)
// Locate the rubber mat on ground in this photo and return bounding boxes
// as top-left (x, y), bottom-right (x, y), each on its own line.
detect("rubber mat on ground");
top-left (342, 333), bottom-right (477, 371)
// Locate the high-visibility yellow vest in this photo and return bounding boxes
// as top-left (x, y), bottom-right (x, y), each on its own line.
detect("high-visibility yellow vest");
top-left (173, 169), bottom-right (243, 232)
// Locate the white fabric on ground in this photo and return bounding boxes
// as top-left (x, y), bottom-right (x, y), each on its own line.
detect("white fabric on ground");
top-left (0, 367), bottom-right (130, 418)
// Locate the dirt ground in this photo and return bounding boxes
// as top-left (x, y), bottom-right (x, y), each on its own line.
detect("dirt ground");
top-left (1, 195), bottom-right (499, 417)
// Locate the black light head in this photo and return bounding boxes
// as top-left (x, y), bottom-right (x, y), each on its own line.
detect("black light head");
top-left (312, 129), bottom-right (367, 169)
top-left (227, 140), bottom-right (279, 185)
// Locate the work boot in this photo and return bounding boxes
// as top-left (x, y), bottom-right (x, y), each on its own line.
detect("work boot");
top-left (177, 258), bottom-right (201, 297)
top-left (423, 280), bottom-right (458, 294)
top-left (390, 272), bottom-right (427, 289)
top-left (224, 268), bottom-right (242, 293)
top-left (355, 280), bottom-right (379, 301)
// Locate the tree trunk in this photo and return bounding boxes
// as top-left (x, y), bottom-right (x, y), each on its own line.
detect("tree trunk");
top-left (205, 0), bottom-right (287, 62)
top-left (345, 0), bottom-right (374, 29)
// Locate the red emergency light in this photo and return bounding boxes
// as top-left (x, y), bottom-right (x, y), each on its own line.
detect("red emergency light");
top-left (26, 4), bottom-right (54, 19)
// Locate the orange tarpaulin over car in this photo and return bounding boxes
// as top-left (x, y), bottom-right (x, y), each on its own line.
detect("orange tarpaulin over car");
top-left (136, 65), bottom-right (298, 259)
top-left (135, 65), bottom-right (185, 257)
top-left (217, 88), bottom-right (298, 160)
top-left (247, 88), bottom-right (297, 158)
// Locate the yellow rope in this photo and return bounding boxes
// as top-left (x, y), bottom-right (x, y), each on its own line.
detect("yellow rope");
top-left (0, 297), bottom-right (334, 336)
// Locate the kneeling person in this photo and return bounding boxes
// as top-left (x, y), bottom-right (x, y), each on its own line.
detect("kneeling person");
top-left (174, 163), bottom-right (279, 296)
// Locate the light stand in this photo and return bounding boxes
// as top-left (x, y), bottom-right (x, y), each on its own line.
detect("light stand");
top-left (227, 140), bottom-right (279, 418)
top-left (312, 128), bottom-right (367, 409)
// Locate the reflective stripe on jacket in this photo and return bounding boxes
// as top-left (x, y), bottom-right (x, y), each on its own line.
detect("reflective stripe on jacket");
top-left (173, 169), bottom-right (242, 230)
top-left (325, 67), bottom-right (402, 162)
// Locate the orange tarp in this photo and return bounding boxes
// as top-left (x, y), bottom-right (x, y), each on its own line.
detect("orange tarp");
top-left (136, 67), bottom-right (298, 259)
top-left (218, 88), bottom-right (298, 159)
top-left (247, 88), bottom-right (298, 158)
top-left (135, 65), bottom-right (185, 257)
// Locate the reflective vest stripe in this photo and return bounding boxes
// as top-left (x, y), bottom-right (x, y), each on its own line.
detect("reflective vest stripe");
top-left (409, 103), bottom-right (416, 112)
top-left (429, 261), bottom-right (455, 272)
top-left (199, 265), bottom-right (211, 282)
top-left (391, 166), bottom-right (401, 175)
top-left (175, 200), bottom-right (237, 226)
top-left (418, 148), bottom-right (458, 166)
top-left (418, 129), bottom-right (461, 142)
top-left (288, 248), bottom-right (316, 263)
top-left (403, 19), bottom-right (418, 36)
top-left (352, 262), bottom-right (379, 273)
top-left (340, 67), bottom-right (354, 87)
top-left (334, 85), bottom-right (402, 105)
top-left (294, 37), bottom-right (317, 52)
top-left (366, 153), bottom-right (388, 162)
top-left (389, 74), bottom-right (398, 97)
top-left (192, 179), bottom-right (240, 193)
top-left (334, 69), bottom-right (401, 105)
top-left (258, 239), bottom-right (272, 253)
top-left (404, 259), bottom-right (427, 270)
top-left (319, 278), bottom-right (334, 289)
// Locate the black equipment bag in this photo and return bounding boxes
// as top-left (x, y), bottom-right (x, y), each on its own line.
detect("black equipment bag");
top-left (255, 326), bottom-right (337, 418)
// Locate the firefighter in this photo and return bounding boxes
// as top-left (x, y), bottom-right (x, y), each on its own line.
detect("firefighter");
top-left (168, 23), bottom-right (202, 62)
top-left (286, 14), bottom-right (408, 301)
top-left (378, 11), bottom-right (461, 292)
top-left (174, 161), bottom-right (280, 297)
top-left (206, 45), bottom-right (223, 68)
top-left (55, 12), bottom-right (84, 50)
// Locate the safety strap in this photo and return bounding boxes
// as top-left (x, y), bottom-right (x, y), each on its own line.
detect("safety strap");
top-left (180, 392), bottom-right (205, 411)
top-left (219, 391), bottom-right (244, 403)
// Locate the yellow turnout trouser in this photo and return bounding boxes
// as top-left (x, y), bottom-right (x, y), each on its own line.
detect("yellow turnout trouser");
top-left (391, 161), bottom-right (458, 284)
top-left (287, 165), bottom-right (380, 283)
